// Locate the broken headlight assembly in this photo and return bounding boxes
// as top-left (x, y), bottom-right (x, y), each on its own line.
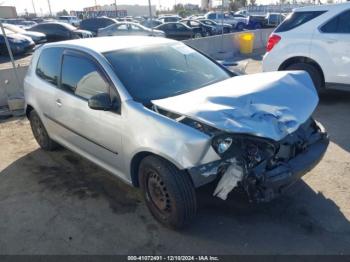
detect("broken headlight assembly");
top-left (212, 134), bottom-right (278, 168)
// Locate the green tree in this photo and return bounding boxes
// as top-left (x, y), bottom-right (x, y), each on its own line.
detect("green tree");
top-left (57, 9), bottom-right (69, 16)
top-left (250, 0), bottom-right (257, 6)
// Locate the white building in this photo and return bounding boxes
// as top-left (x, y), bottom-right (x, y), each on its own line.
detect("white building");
top-left (84, 4), bottom-right (156, 17)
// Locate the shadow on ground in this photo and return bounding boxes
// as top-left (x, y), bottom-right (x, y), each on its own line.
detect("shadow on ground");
top-left (0, 145), bottom-right (349, 254)
top-left (316, 90), bottom-right (350, 153)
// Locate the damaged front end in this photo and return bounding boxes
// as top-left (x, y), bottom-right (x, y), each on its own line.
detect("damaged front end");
top-left (188, 118), bottom-right (329, 202)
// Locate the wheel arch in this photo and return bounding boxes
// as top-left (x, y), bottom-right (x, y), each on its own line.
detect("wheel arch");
top-left (25, 104), bottom-right (34, 119)
top-left (129, 151), bottom-right (187, 188)
top-left (278, 56), bottom-right (325, 85)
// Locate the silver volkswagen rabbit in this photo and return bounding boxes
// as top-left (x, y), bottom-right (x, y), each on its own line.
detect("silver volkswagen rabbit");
top-left (24, 36), bottom-right (329, 228)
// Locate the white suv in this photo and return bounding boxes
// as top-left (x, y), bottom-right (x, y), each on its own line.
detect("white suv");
top-left (263, 3), bottom-right (350, 92)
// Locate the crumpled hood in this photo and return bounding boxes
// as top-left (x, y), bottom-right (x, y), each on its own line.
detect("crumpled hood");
top-left (152, 71), bottom-right (319, 141)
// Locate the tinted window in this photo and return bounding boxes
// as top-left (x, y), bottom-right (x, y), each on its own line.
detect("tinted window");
top-left (61, 55), bottom-right (109, 99)
top-left (275, 11), bottom-right (326, 33)
top-left (104, 43), bottom-right (230, 103)
top-left (208, 13), bottom-right (216, 20)
top-left (321, 10), bottom-right (350, 33)
top-left (36, 48), bottom-right (63, 86)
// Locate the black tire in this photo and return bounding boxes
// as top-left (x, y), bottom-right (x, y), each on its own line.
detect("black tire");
top-left (254, 23), bottom-right (262, 29)
top-left (29, 110), bottom-right (58, 151)
top-left (285, 63), bottom-right (324, 92)
top-left (236, 23), bottom-right (245, 31)
top-left (139, 155), bottom-right (197, 229)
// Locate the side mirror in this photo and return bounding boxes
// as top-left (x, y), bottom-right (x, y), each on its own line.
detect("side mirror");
top-left (88, 93), bottom-right (112, 111)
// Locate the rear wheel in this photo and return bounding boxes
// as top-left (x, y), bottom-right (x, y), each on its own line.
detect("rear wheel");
top-left (236, 23), bottom-right (245, 31)
top-left (284, 63), bottom-right (324, 92)
top-left (29, 110), bottom-right (58, 151)
top-left (194, 32), bottom-right (202, 38)
top-left (139, 155), bottom-right (197, 229)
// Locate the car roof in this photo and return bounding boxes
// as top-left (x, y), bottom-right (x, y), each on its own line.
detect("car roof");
top-left (43, 36), bottom-right (177, 53)
top-left (294, 2), bottom-right (350, 12)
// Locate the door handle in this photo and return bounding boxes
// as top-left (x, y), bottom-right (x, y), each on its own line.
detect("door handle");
top-left (326, 38), bottom-right (337, 44)
top-left (56, 99), bottom-right (62, 107)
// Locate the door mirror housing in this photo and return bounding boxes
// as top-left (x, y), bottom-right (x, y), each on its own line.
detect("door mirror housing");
top-left (88, 93), bottom-right (112, 111)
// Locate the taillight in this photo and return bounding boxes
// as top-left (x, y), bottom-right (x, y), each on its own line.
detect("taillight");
top-left (266, 34), bottom-right (281, 52)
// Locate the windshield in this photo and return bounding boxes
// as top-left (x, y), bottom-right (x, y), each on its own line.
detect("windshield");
top-left (104, 43), bottom-right (230, 103)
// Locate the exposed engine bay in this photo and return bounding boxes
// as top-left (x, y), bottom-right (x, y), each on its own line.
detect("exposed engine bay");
top-left (187, 117), bottom-right (328, 202)
top-left (153, 104), bottom-right (328, 202)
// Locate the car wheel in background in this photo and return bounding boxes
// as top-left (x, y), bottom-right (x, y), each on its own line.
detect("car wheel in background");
top-left (29, 110), bottom-right (59, 151)
top-left (139, 155), bottom-right (197, 229)
top-left (284, 63), bottom-right (323, 92)
top-left (254, 23), bottom-right (262, 29)
top-left (236, 23), bottom-right (245, 31)
top-left (194, 32), bottom-right (202, 38)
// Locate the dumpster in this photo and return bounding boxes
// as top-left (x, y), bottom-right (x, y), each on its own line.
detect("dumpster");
top-left (238, 32), bottom-right (255, 54)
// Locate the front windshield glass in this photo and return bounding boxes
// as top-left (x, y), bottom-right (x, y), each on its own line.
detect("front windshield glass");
top-left (104, 43), bottom-right (230, 103)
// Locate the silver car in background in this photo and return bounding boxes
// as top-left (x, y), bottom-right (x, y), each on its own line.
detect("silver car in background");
top-left (24, 36), bottom-right (328, 229)
top-left (97, 22), bottom-right (165, 37)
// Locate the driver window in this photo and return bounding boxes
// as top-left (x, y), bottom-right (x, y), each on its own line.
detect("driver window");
top-left (61, 55), bottom-right (109, 100)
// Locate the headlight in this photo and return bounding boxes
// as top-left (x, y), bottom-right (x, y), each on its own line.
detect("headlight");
top-left (216, 137), bottom-right (233, 154)
top-left (212, 134), bottom-right (277, 165)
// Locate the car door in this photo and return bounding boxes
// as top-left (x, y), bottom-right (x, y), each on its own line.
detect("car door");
top-left (174, 23), bottom-right (191, 40)
top-left (110, 23), bottom-right (129, 36)
top-left (315, 10), bottom-right (350, 86)
top-left (129, 24), bottom-right (148, 36)
top-left (52, 49), bottom-right (125, 175)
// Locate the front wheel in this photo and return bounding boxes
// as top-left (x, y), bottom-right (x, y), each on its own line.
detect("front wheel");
top-left (139, 156), bottom-right (197, 229)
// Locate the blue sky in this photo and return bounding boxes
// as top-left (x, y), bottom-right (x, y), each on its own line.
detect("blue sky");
top-left (2, 0), bottom-right (272, 14)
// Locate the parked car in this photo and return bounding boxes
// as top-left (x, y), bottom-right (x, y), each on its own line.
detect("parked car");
top-left (80, 17), bottom-right (117, 36)
top-left (98, 22), bottom-right (164, 37)
top-left (3, 23), bottom-right (47, 44)
top-left (247, 15), bottom-right (266, 29)
top-left (0, 29), bottom-right (35, 55)
top-left (141, 19), bottom-right (163, 28)
top-left (29, 22), bottom-right (92, 42)
top-left (158, 15), bottom-right (182, 23)
top-left (155, 22), bottom-right (202, 40)
top-left (180, 19), bottom-right (216, 36)
top-left (197, 18), bottom-right (233, 34)
top-left (204, 12), bottom-right (248, 30)
top-left (58, 16), bottom-right (80, 27)
top-left (263, 2), bottom-right (350, 92)
top-left (2, 18), bottom-right (37, 29)
top-left (24, 36), bottom-right (329, 228)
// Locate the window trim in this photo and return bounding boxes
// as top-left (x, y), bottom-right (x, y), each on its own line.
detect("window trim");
top-left (319, 9), bottom-right (350, 34)
top-left (35, 47), bottom-right (64, 88)
top-left (59, 49), bottom-right (122, 114)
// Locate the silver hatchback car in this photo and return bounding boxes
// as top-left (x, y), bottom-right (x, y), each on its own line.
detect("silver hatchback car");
top-left (24, 36), bottom-right (329, 228)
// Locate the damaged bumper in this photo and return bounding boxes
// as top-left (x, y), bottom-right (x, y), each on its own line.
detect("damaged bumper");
top-left (188, 120), bottom-right (329, 202)
top-left (249, 131), bottom-right (329, 202)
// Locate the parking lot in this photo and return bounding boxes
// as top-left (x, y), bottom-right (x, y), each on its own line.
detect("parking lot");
top-left (0, 56), bottom-right (349, 255)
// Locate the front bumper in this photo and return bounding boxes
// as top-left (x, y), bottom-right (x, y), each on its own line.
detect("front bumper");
top-left (246, 128), bottom-right (329, 202)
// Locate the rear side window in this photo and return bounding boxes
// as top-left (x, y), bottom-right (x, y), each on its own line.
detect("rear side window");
top-left (275, 11), bottom-right (326, 32)
top-left (321, 10), bottom-right (350, 33)
top-left (207, 13), bottom-right (216, 20)
top-left (61, 55), bottom-right (109, 99)
top-left (36, 48), bottom-right (63, 86)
